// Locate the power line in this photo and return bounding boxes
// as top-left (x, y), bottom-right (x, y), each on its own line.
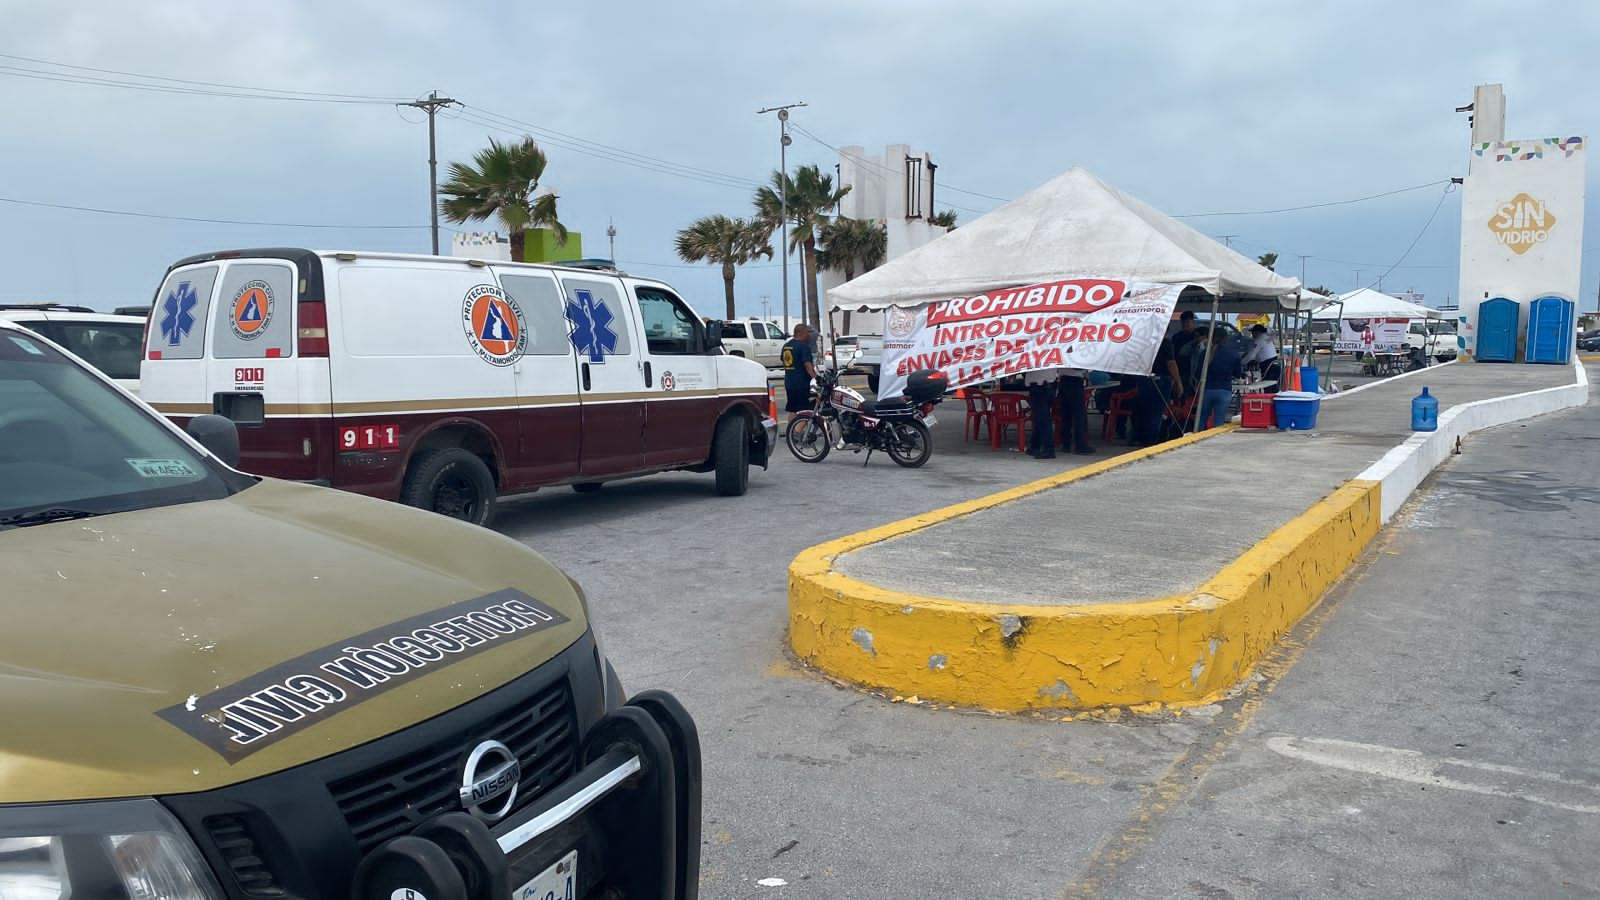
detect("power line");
top-left (787, 122), bottom-right (1005, 205)
top-left (0, 196), bottom-right (426, 229)
top-left (1172, 180), bottom-right (1450, 218)
top-left (0, 52), bottom-right (407, 101)
top-left (784, 122), bottom-right (994, 215)
top-left (0, 63), bottom-right (399, 105)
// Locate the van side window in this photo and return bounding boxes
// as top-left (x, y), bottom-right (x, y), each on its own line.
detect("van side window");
top-left (497, 273), bottom-right (576, 355)
top-left (636, 287), bottom-right (703, 355)
top-left (212, 263), bottom-right (296, 359)
top-left (146, 266), bottom-right (219, 359)
top-left (557, 277), bottom-right (633, 358)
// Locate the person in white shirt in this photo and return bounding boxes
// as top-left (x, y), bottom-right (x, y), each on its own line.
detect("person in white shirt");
top-left (1023, 367), bottom-right (1059, 459)
top-left (1241, 324), bottom-right (1282, 394)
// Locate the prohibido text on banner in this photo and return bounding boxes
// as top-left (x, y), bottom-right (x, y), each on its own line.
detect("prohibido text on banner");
top-left (877, 278), bottom-right (1185, 397)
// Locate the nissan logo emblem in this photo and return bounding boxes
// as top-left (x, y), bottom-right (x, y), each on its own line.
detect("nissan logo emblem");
top-left (459, 740), bottom-right (520, 822)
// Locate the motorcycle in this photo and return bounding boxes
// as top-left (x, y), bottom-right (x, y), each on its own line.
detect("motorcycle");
top-left (786, 367), bottom-right (948, 467)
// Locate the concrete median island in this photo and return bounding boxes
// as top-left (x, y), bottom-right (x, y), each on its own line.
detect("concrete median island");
top-left (788, 360), bottom-right (1588, 711)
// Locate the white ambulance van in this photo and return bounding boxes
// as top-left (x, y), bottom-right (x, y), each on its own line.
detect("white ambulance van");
top-left (139, 249), bottom-right (777, 525)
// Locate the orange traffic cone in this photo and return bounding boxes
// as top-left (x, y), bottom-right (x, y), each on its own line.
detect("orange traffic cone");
top-left (767, 386), bottom-right (777, 420)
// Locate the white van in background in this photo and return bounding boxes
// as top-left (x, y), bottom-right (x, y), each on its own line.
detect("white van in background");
top-left (139, 249), bottom-right (776, 525)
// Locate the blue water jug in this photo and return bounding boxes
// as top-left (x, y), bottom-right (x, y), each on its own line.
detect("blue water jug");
top-left (1411, 386), bottom-right (1438, 432)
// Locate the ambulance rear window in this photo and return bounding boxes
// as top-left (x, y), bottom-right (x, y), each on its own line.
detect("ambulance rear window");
top-left (212, 263), bottom-right (295, 359)
top-left (147, 266), bottom-right (219, 359)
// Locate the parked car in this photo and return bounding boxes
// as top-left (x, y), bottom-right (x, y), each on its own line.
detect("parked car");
top-left (718, 317), bottom-right (784, 367)
top-left (830, 334), bottom-right (861, 370)
top-left (851, 334), bottom-right (885, 392)
top-left (1406, 321), bottom-right (1459, 362)
top-left (139, 249), bottom-right (777, 525)
top-left (0, 316), bottom-right (701, 900)
top-left (0, 303), bottom-right (146, 393)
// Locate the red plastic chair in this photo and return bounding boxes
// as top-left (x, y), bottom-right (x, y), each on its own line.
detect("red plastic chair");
top-left (958, 389), bottom-right (991, 442)
top-left (1168, 393), bottom-right (1198, 433)
top-left (1100, 388), bottom-right (1137, 441)
top-left (986, 392), bottom-right (1031, 451)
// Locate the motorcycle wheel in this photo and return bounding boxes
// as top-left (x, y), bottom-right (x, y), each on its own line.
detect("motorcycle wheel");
top-left (786, 414), bottom-right (831, 463)
top-left (885, 419), bottom-right (933, 468)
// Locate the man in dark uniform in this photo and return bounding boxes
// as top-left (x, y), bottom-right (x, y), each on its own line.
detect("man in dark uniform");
top-left (781, 323), bottom-right (817, 421)
top-left (1024, 367), bottom-right (1058, 459)
top-left (1131, 334), bottom-right (1183, 447)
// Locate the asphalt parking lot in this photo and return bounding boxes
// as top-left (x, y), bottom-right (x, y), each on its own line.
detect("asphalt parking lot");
top-left (491, 363), bottom-right (1592, 898)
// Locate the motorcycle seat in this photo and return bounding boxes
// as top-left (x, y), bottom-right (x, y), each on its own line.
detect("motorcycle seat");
top-left (859, 398), bottom-right (915, 417)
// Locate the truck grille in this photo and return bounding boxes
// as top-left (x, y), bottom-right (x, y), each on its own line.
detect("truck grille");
top-left (327, 679), bottom-right (577, 853)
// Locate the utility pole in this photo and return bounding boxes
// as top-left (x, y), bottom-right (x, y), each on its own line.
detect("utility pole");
top-left (1216, 234), bottom-right (1238, 249)
top-left (758, 101), bottom-right (806, 336)
top-left (1355, 269), bottom-right (1363, 290)
top-left (1298, 254), bottom-right (1309, 286)
top-left (606, 218), bottom-right (617, 262)
top-left (400, 91), bottom-right (458, 255)
top-left (760, 294), bottom-right (771, 321)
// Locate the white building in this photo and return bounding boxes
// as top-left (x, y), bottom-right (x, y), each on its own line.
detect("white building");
top-left (822, 144), bottom-right (953, 336)
top-left (1455, 83), bottom-right (1586, 360)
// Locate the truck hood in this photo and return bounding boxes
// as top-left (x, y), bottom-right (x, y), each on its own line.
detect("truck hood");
top-left (0, 479), bottom-right (588, 802)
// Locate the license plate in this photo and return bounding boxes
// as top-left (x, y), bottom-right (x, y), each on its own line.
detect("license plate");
top-left (922, 414), bottom-right (938, 427)
top-left (514, 850), bottom-right (576, 900)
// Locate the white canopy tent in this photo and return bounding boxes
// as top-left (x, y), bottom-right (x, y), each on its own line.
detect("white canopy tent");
top-left (827, 166), bottom-right (1303, 314)
top-left (1312, 287), bottom-right (1444, 320)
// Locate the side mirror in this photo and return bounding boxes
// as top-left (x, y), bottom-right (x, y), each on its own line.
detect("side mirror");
top-left (186, 414), bottom-right (240, 468)
top-left (703, 320), bottom-right (724, 353)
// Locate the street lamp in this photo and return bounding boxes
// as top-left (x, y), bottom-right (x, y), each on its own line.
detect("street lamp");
top-left (758, 101), bottom-right (806, 334)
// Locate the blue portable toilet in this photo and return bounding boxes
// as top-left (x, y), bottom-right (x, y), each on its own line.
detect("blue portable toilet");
top-left (1525, 295), bottom-right (1574, 364)
top-left (1475, 297), bottom-right (1518, 362)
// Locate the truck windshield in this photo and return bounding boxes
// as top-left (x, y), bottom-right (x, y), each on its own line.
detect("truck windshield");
top-left (0, 330), bottom-right (248, 526)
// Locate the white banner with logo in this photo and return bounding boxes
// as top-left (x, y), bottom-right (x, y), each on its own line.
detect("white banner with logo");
top-left (1334, 317), bottom-right (1408, 353)
top-left (878, 278), bottom-right (1184, 397)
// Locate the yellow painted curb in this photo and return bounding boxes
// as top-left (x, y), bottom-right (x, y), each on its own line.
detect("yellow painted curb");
top-left (787, 427), bottom-right (1383, 710)
top-left (1579, 354), bottom-right (1600, 362)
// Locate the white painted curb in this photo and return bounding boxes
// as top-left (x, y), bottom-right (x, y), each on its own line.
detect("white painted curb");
top-left (1356, 359), bottom-right (1590, 523)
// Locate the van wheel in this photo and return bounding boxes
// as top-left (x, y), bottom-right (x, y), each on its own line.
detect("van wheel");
top-left (401, 449), bottom-right (497, 527)
top-left (571, 482), bottom-right (604, 493)
top-left (713, 416), bottom-right (749, 496)
top-left (730, 350), bottom-right (746, 357)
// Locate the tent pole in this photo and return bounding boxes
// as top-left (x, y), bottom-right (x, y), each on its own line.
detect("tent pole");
top-left (1193, 292), bottom-right (1221, 432)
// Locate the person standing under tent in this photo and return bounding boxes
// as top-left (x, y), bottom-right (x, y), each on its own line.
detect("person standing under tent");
top-left (1131, 335), bottom-right (1183, 447)
top-left (1056, 367), bottom-right (1093, 455)
top-left (1200, 329), bottom-right (1242, 429)
top-left (1024, 367), bottom-right (1058, 459)
top-left (1242, 323), bottom-right (1281, 393)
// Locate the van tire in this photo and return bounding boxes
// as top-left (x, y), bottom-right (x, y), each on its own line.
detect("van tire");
top-left (401, 449), bottom-right (497, 527)
top-left (571, 482), bottom-right (604, 493)
top-left (713, 416), bottom-right (749, 497)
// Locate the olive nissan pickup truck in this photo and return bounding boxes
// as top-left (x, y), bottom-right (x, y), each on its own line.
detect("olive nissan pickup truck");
top-left (0, 318), bottom-right (701, 900)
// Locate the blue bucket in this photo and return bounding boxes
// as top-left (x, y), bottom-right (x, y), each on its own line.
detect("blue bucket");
top-left (1299, 365), bottom-right (1319, 394)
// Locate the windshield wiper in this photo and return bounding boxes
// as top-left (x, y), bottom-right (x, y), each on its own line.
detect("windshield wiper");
top-left (0, 508), bottom-right (99, 529)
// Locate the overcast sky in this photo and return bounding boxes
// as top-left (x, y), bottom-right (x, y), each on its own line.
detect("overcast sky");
top-left (3, 1), bottom-right (1596, 319)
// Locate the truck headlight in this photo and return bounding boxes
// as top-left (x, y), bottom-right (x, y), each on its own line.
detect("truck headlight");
top-left (0, 800), bottom-right (224, 900)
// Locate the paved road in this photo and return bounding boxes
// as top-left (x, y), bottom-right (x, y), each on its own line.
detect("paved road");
top-left (494, 370), bottom-right (1595, 898)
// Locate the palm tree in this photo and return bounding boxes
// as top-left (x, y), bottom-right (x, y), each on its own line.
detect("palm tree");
top-left (930, 209), bottom-right (959, 229)
top-left (674, 215), bottom-right (773, 319)
top-left (439, 135), bottom-right (566, 262)
top-left (1256, 251), bottom-right (1279, 272)
top-left (818, 217), bottom-right (887, 282)
top-left (754, 164), bottom-right (850, 333)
